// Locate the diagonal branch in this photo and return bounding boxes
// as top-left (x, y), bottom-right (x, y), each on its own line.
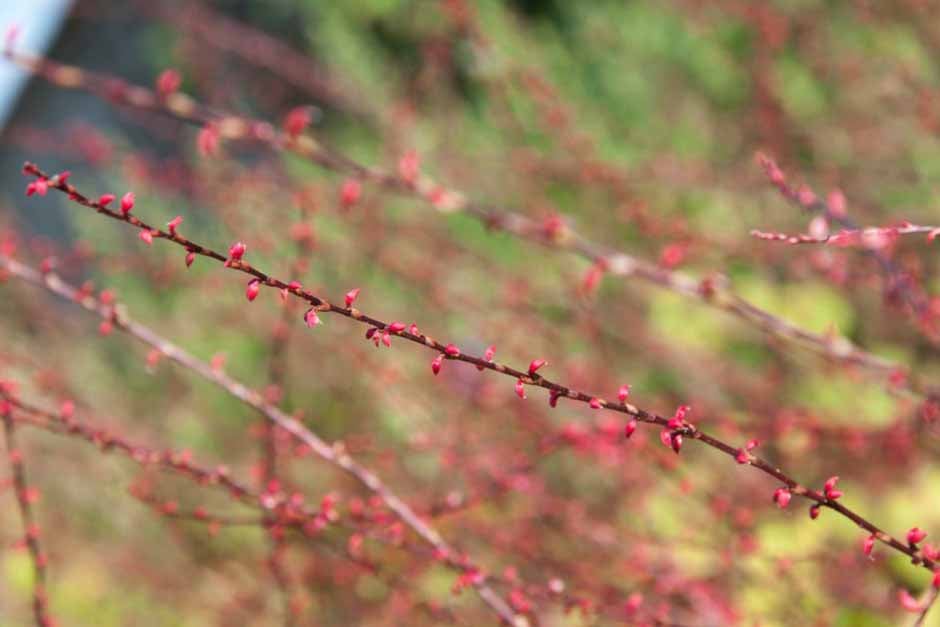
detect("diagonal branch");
top-left (10, 164), bottom-right (940, 586)
top-left (3, 48), bottom-right (926, 399)
top-left (0, 252), bottom-right (522, 626)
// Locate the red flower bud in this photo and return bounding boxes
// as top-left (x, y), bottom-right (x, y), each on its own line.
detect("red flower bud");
top-left (668, 404), bottom-right (691, 429)
top-left (431, 355), bottom-right (443, 375)
top-left (185, 251), bottom-right (195, 267)
top-left (899, 589), bottom-right (923, 612)
top-left (345, 287), bottom-right (360, 307)
top-left (589, 398), bottom-right (602, 409)
top-left (624, 419), bottom-right (637, 438)
top-left (340, 179), bottom-right (362, 208)
top-left (908, 527), bottom-right (927, 546)
top-left (167, 215), bottom-right (183, 235)
top-left (246, 279), bottom-right (261, 302)
top-left (670, 433), bottom-right (682, 454)
top-left (399, 150), bottom-right (420, 185)
top-left (515, 379), bottom-right (526, 399)
top-left (933, 570), bottom-right (940, 590)
top-left (304, 309), bottom-right (321, 328)
top-left (408, 323), bottom-right (419, 335)
top-left (120, 192), bottom-right (135, 215)
top-left (528, 359), bottom-right (547, 376)
top-left (156, 69), bottom-right (181, 96)
top-left (25, 179), bottom-right (48, 197)
top-left (862, 534), bottom-right (875, 556)
top-left (444, 344), bottom-right (460, 357)
top-left (735, 449), bottom-right (749, 464)
top-left (59, 400), bottom-right (75, 420)
top-left (283, 106), bottom-right (312, 137)
top-left (387, 322), bottom-right (407, 333)
top-left (823, 476), bottom-right (842, 500)
top-left (773, 488), bottom-right (791, 509)
top-left (98, 193), bottom-right (115, 207)
top-left (198, 125), bottom-right (220, 157)
top-left (809, 504), bottom-right (821, 519)
top-left (229, 241), bottom-right (247, 261)
top-left (618, 385), bottom-right (631, 403)
top-left (139, 230), bottom-right (153, 245)
top-left (548, 391), bottom-right (560, 408)
top-left (381, 331), bottom-right (391, 347)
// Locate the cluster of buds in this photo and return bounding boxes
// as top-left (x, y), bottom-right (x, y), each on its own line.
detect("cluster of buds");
top-left (735, 439), bottom-right (760, 464)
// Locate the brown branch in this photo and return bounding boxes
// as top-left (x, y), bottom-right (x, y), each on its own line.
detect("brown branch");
top-left (11, 165), bottom-right (940, 586)
top-left (0, 401), bottom-right (51, 626)
top-left (0, 251), bottom-right (522, 626)
top-left (3, 47), bottom-right (926, 400)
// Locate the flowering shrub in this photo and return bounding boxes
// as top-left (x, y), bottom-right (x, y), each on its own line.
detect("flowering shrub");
top-left (2, 2), bottom-right (940, 625)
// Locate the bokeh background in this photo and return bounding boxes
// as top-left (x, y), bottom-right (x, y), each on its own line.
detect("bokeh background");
top-left (2, 1), bottom-right (940, 625)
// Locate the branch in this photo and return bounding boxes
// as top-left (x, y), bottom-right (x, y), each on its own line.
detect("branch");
top-left (3, 48), bottom-right (926, 399)
top-left (0, 401), bottom-right (51, 626)
top-left (11, 165), bottom-right (940, 587)
top-left (0, 250), bottom-right (522, 626)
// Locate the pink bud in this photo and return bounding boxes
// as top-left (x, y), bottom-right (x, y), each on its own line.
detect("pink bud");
top-left (98, 193), bottom-right (115, 207)
top-left (659, 429), bottom-right (672, 449)
top-left (528, 359), bottom-right (547, 376)
top-left (381, 331), bottom-right (391, 347)
top-left (304, 309), bottom-right (321, 328)
top-left (283, 106), bottom-right (312, 137)
top-left (809, 504), bottom-right (820, 519)
top-left (670, 433), bottom-right (682, 454)
top-left (908, 527), bottom-right (928, 546)
top-left (167, 215), bottom-right (183, 235)
top-left (387, 322), bottom-right (406, 334)
top-left (345, 288), bottom-right (360, 307)
top-left (823, 476), bottom-right (839, 496)
top-left (515, 379), bottom-right (526, 399)
top-left (431, 355), bottom-right (443, 375)
top-left (139, 230), bottom-right (153, 245)
top-left (589, 398), bottom-right (602, 409)
top-left (624, 419), bottom-right (637, 438)
top-left (340, 179), bottom-right (362, 208)
top-left (246, 279), bottom-right (261, 302)
top-left (198, 125), bottom-right (220, 157)
top-left (899, 589), bottom-right (924, 612)
top-left (668, 404), bottom-right (690, 429)
top-left (933, 570), bottom-right (940, 590)
top-left (548, 391), bottom-right (560, 408)
top-left (618, 385), bottom-right (630, 403)
top-left (185, 251), bottom-right (195, 267)
top-left (408, 324), bottom-right (419, 335)
top-left (399, 150), bottom-right (420, 185)
top-left (827, 189), bottom-right (847, 217)
top-left (156, 69), bottom-right (181, 96)
top-left (59, 400), bottom-right (75, 420)
top-left (444, 344), bottom-right (460, 357)
top-left (25, 179), bottom-right (48, 196)
top-left (484, 345), bottom-right (496, 362)
top-left (99, 320), bottom-right (113, 336)
top-left (120, 192), bottom-right (135, 215)
top-left (735, 449), bottom-right (749, 464)
top-left (862, 534), bottom-right (875, 556)
top-left (773, 488), bottom-right (791, 509)
top-left (229, 241), bottom-right (247, 261)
